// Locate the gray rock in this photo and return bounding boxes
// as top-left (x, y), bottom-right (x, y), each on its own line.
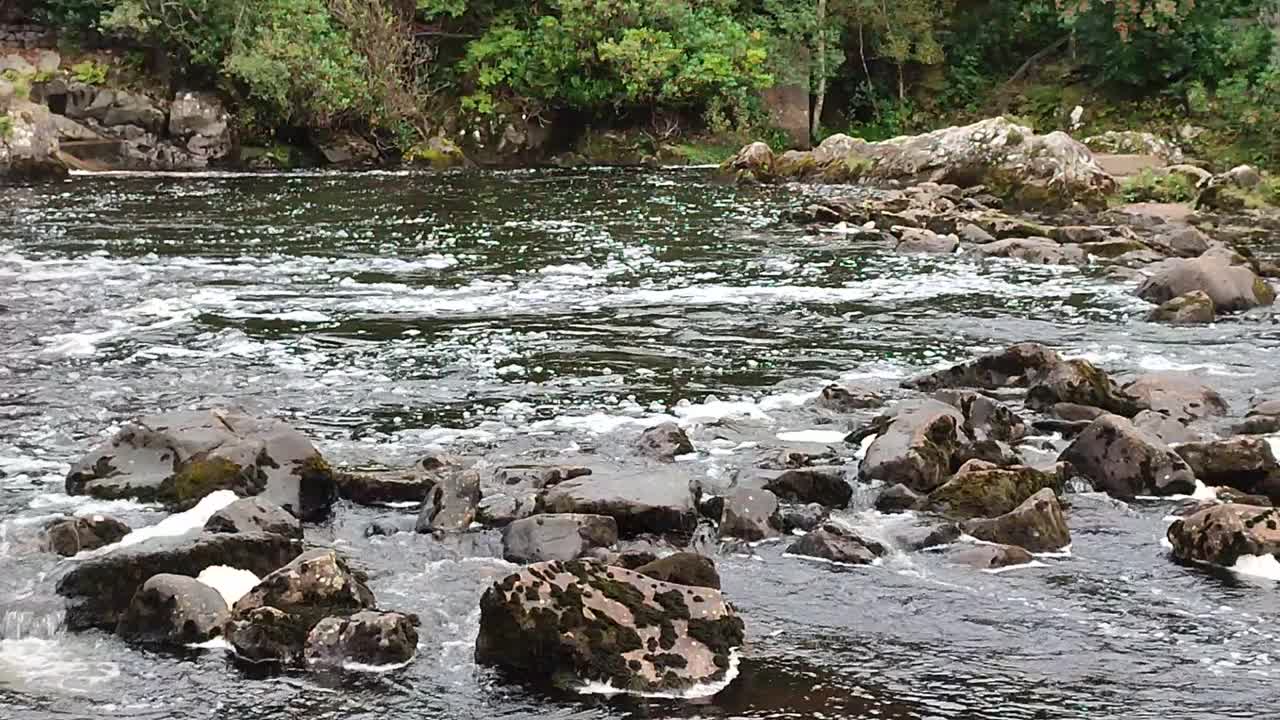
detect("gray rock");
top-left (168, 91), bottom-right (230, 163)
top-left (932, 389), bottom-right (1026, 443)
top-left (336, 465), bottom-right (436, 506)
top-left (1148, 290), bottom-right (1215, 324)
top-left (778, 503), bottom-right (829, 533)
top-left (974, 237), bottom-right (1086, 266)
top-left (116, 574), bottom-right (228, 646)
top-left (493, 464), bottom-right (591, 489)
top-left (1137, 255), bottom-right (1275, 313)
top-left (43, 514), bottom-right (130, 556)
top-left (225, 606), bottom-right (309, 664)
top-left (1237, 397), bottom-right (1280, 435)
top-left (1123, 373), bottom-right (1229, 423)
top-left (637, 422), bottom-right (694, 461)
top-left (895, 227), bottom-right (959, 254)
top-left (763, 466), bottom-right (854, 508)
top-left (961, 489), bottom-right (1069, 553)
top-left (1059, 414), bottom-right (1196, 499)
top-left (949, 544), bottom-right (1034, 569)
top-left (1175, 437), bottom-right (1280, 501)
top-left (1167, 504), bottom-right (1280, 567)
top-left (540, 467), bottom-right (697, 537)
top-left (501, 514), bottom-right (618, 564)
top-left (927, 465), bottom-right (1063, 519)
top-left (1148, 226), bottom-right (1211, 258)
top-left (635, 552), bottom-right (721, 589)
top-left (903, 342), bottom-right (1061, 391)
top-left (1, 99), bottom-right (66, 179)
top-left (304, 611), bottom-right (419, 668)
top-left (718, 488), bottom-right (781, 541)
top-left (313, 131), bottom-right (379, 166)
top-left (415, 469), bottom-right (481, 532)
top-left (815, 383), bottom-right (883, 412)
top-left (204, 497), bottom-right (301, 538)
top-left (887, 518), bottom-right (961, 551)
top-left (1132, 410), bottom-right (1205, 445)
top-left (957, 222), bottom-right (996, 244)
top-left (859, 400), bottom-right (963, 493)
top-left (787, 523), bottom-right (885, 565)
top-left (231, 549), bottom-right (375, 636)
top-left (1024, 358), bottom-right (1140, 416)
top-left (875, 483), bottom-right (926, 513)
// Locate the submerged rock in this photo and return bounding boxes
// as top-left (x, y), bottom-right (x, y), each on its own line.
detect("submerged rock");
top-left (961, 489), bottom-right (1070, 553)
top-left (927, 465), bottom-right (1062, 519)
top-left (305, 611), bottom-right (419, 668)
top-left (475, 560), bottom-right (744, 693)
top-left (637, 422), bottom-right (695, 461)
top-left (65, 409), bottom-right (338, 521)
top-left (786, 524), bottom-right (885, 565)
top-left (1167, 504), bottom-right (1280, 567)
top-left (1059, 415), bottom-right (1196, 499)
top-left (858, 401), bottom-right (963, 493)
top-left (204, 497), bottom-right (301, 538)
top-left (501, 514), bottom-right (618, 564)
top-left (718, 488), bottom-right (782, 541)
top-left (635, 553), bottom-right (721, 590)
top-left (43, 514), bottom-right (130, 556)
top-left (540, 467), bottom-right (698, 537)
top-left (949, 544), bottom-right (1035, 569)
top-left (875, 483), bottom-right (927, 513)
top-left (116, 574), bottom-right (229, 646)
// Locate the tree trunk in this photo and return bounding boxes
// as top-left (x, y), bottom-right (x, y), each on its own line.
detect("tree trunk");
top-left (811, 0), bottom-right (827, 141)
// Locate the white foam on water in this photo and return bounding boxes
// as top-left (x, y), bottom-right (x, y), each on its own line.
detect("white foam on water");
top-left (196, 566), bottom-right (260, 606)
top-left (1268, 436), bottom-right (1280, 462)
top-left (0, 638), bottom-right (121, 694)
top-left (187, 636), bottom-right (232, 651)
top-left (776, 430), bottom-right (847, 444)
top-left (1230, 554), bottom-right (1280, 581)
top-left (1034, 545), bottom-right (1073, 558)
top-left (28, 493), bottom-right (149, 515)
top-left (576, 650), bottom-right (741, 699)
top-left (982, 560), bottom-right (1049, 575)
top-left (341, 655), bottom-right (418, 673)
top-left (262, 310), bottom-right (333, 323)
top-left (104, 490), bottom-right (240, 552)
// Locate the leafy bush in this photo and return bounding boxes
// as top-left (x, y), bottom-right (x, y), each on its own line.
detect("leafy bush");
top-left (70, 60), bottom-right (109, 85)
top-left (1119, 169), bottom-right (1198, 203)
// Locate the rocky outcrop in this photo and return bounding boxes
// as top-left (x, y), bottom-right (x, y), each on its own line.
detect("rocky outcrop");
top-left (718, 488), bottom-right (782, 541)
top-left (1059, 414), bottom-right (1196, 499)
top-left (635, 553), bottom-right (721, 590)
top-left (927, 465), bottom-right (1062, 519)
top-left (304, 611), bottom-right (418, 668)
top-left (116, 574), bottom-right (229, 646)
top-left (539, 467), bottom-right (698, 537)
top-left (960, 489), bottom-right (1070, 553)
top-left (762, 467), bottom-right (853, 508)
top-left (65, 409), bottom-right (338, 521)
top-left (204, 497), bottom-right (301, 538)
top-left (904, 342), bottom-right (1061, 391)
top-left (786, 523), bottom-right (886, 565)
top-left (1175, 437), bottom-right (1280, 501)
top-left (1167, 504), bottom-right (1280, 567)
top-left (167, 91), bottom-right (231, 164)
top-left (1122, 373), bottom-right (1229, 423)
top-left (637, 422), bottom-right (695, 461)
top-left (1083, 131), bottom-right (1184, 164)
top-left (1148, 290), bottom-right (1215, 324)
top-left (858, 401), bottom-right (963, 493)
top-left (1, 98), bottom-right (66, 179)
top-left (501, 514), bottom-right (618, 564)
top-left (43, 514), bottom-right (130, 556)
top-left (415, 468), bottom-right (481, 532)
top-left (1136, 255), bottom-right (1275, 314)
top-left (475, 560), bottom-right (744, 693)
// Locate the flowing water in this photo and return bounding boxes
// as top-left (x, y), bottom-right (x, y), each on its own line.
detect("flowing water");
top-left (1, 168), bottom-right (1278, 719)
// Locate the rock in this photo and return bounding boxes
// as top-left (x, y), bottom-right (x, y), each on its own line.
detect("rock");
top-left (887, 519), bottom-right (961, 551)
top-left (895, 228), bottom-right (959, 254)
top-left (957, 222), bottom-right (996, 244)
top-left (168, 91), bottom-right (230, 163)
top-left (718, 488), bottom-right (781, 541)
top-left (1123, 373), bottom-right (1229, 423)
top-left (778, 503), bottom-right (829, 533)
top-left (815, 383), bottom-right (883, 412)
top-left (1167, 504), bottom-right (1280, 567)
top-left (635, 553), bottom-right (721, 590)
top-left (875, 483), bottom-right (926, 513)
top-left (763, 467), bottom-right (853, 508)
top-left (786, 523), bottom-right (885, 565)
top-left (475, 560), bottom-right (743, 693)
top-left (1136, 255), bottom-right (1275, 314)
top-left (1132, 410), bottom-right (1205, 445)
top-left (637, 422), bottom-right (694, 461)
top-left (35, 50), bottom-right (60, 73)
top-left (99, 91), bottom-right (166, 134)
top-left (932, 389), bottom-right (1026, 443)
top-left (313, 131), bottom-right (379, 166)
top-left (204, 497), bottom-right (301, 538)
top-left (1083, 131), bottom-right (1184, 163)
top-left (407, 135), bottom-right (468, 168)
top-left (1175, 437), bottom-right (1280, 501)
top-left (43, 514), bottom-right (130, 556)
top-left (415, 468), bottom-right (481, 532)
top-left (1059, 414), bottom-right (1196, 499)
top-left (1025, 358), bottom-right (1141, 416)
top-left (903, 342), bottom-right (1061, 391)
top-left (1050, 225), bottom-right (1110, 244)
top-left (0, 54), bottom-right (35, 74)
top-left (116, 574), bottom-right (229, 646)
top-left (1148, 290), bottom-right (1215, 324)
top-left (973, 237), bottom-right (1086, 266)
top-left (231, 549), bottom-right (375, 636)
top-left (858, 401), bottom-right (963, 493)
top-left (1147, 226), bottom-right (1211, 258)
top-left (55, 530), bottom-right (301, 630)
top-left (225, 606), bottom-right (310, 664)
top-left (494, 464), bottom-right (591, 489)
top-left (335, 461), bottom-right (441, 506)
top-left (1162, 164), bottom-right (1212, 186)
top-left (65, 409), bottom-right (338, 521)
top-left (954, 439), bottom-right (1024, 468)
top-left (540, 467), bottom-right (698, 537)
top-left (1237, 397), bottom-right (1280, 435)
top-left (949, 544), bottom-right (1035, 569)
top-left (304, 611), bottom-right (419, 668)
top-left (723, 141), bottom-right (773, 181)
top-left (1, 99), bottom-right (66, 180)
top-left (927, 465), bottom-right (1062, 519)
top-left (501, 514), bottom-right (618, 564)
top-left (960, 489), bottom-right (1069, 553)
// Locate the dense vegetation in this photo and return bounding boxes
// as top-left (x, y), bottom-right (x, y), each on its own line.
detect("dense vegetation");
top-left (26, 0), bottom-right (1280, 166)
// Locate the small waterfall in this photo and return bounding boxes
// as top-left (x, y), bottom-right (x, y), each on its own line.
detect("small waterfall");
top-left (0, 608), bottom-right (66, 640)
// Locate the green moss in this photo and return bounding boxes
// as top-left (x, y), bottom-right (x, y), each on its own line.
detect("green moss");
top-left (0, 115), bottom-right (12, 141)
top-left (1255, 276), bottom-right (1277, 304)
top-left (173, 456), bottom-right (245, 503)
top-left (666, 142), bottom-right (738, 165)
top-left (1120, 169), bottom-right (1197, 204)
top-left (928, 467), bottom-right (1060, 519)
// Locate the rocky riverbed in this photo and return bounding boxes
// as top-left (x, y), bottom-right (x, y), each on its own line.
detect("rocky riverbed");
top-left (1, 166), bottom-right (1278, 719)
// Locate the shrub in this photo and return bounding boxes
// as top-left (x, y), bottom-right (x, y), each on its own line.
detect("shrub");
top-left (1119, 169), bottom-right (1198, 203)
top-left (70, 60), bottom-right (109, 85)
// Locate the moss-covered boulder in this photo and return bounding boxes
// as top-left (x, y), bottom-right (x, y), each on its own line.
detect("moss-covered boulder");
top-left (1167, 504), bottom-right (1280, 568)
top-left (927, 465), bottom-right (1063, 519)
top-left (1137, 254), bottom-right (1275, 314)
top-left (475, 560), bottom-right (743, 694)
top-left (1148, 290), bottom-right (1216, 324)
top-left (960, 489), bottom-right (1070, 553)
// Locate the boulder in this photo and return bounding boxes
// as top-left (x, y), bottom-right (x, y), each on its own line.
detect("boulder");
top-left (414, 468), bottom-right (481, 532)
top-left (932, 389), bottom-right (1026, 443)
top-left (858, 401), bottom-right (963, 493)
top-left (717, 488), bottom-right (781, 541)
top-left (168, 91), bottom-right (230, 163)
top-left (1148, 290), bottom-right (1215, 324)
top-left (1123, 373), bottom-right (1229, 423)
top-left (762, 467), bottom-right (853, 508)
top-left (43, 514), bottom-right (130, 556)
top-left (1147, 226), bottom-right (1211, 258)
top-left (475, 560), bottom-right (743, 693)
top-left (100, 91), bottom-right (166, 134)
top-left (887, 518), bottom-right (961, 551)
top-left (960, 489), bottom-right (1069, 553)
top-left (875, 483), bottom-right (926, 513)
top-left (786, 523), bottom-right (885, 565)
top-left (304, 611), bottom-right (419, 668)
top-left (313, 131), bottom-right (379, 166)
top-left (778, 503), bottom-right (829, 533)
top-left (204, 497), bottom-right (301, 538)
top-left (635, 553), bottom-right (721, 590)
top-left (1136, 255), bottom-right (1275, 314)
top-left (55, 530), bottom-right (301, 630)
top-left (815, 383), bottom-right (884, 412)
top-left (904, 342), bottom-right (1062, 391)
top-left (540, 467), bottom-right (698, 537)
top-left (637, 422), bottom-right (694, 461)
top-left (1175, 437), bottom-right (1280, 501)
top-left (116, 574), bottom-right (229, 646)
top-left (895, 228), bottom-right (959, 254)
top-left (476, 490), bottom-right (539, 527)
top-left (1132, 410), bottom-right (1205, 445)
top-left (1058, 414), bottom-right (1196, 499)
top-left (1237, 397), bottom-right (1280, 435)
top-left (501, 514), bottom-right (618, 564)
top-left (957, 222), bottom-right (997, 244)
top-left (973, 237), bottom-right (1086, 266)
top-left (335, 466), bottom-right (435, 506)
top-left (1024, 358), bottom-right (1139, 416)
top-left (406, 135), bottom-right (468, 168)
top-left (494, 464), bottom-right (592, 489)
top-left (225, 606), bottom-right (310, 664)
top-left (65, 409), bottom-right (338, 521)
top-left (722, 141), bottom-right (773, 181)
top-left (927, 465), bottom-right (1062, 519)
top-left (1166, 504), bottom-right (1280, 567)
top-left (231, 549), bottom-right (375, 632)
top-left (949, 544), bottom-right (1035, 569)
top-left (1, 99), bottom-right (66, 180)
top-left (1083, 131), bottom-right (1184, 164)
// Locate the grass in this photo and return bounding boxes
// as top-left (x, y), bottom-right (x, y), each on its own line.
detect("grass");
top-left (1118, 168), bottom-right (1198, 203)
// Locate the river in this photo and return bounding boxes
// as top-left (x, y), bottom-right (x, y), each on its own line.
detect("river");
top-left (1, 168), bottom-right (1278, 719)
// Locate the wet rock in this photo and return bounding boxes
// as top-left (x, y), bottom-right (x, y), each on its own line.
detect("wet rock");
top-left (723, 141), bottom-right (774, 181)
top-left (927, 465), bottom-right (1063, 519)
top-left (540, 467), bottom-right (698, 537)
top-left (888, 519), bottom-right (961, 551)
top-left (364, 517), bottom-right (412, 538)
top-left (1147, 226), bottom-right (1211, 258)
top-left (957, 222), bottom-right (996, 244)
top-left (304, 611), bottom-right (419, 668)
top-left (903, 342), bottom-right (1061, 391)
top-left (56, 530), bottom-right (302, 630)
top-left (116, 574), bottom-right (229, 646)
top-left (1025, 358), bottom-right (1140, 416)
top-left (501, 514), bottom-right (618, 564)
top-left (1136, 255), bottom-right (1275, 314)
top-left (1167, 504), bottom-right (1280, 567)
top-left (1237, 397), bottom-right (1280, 435)
top-left (313, 131), bottom-right (379, 166)
top-left (895, 228), bottom-right (959, 254)
top-left (815, 383), bottom-right (883, 412)
top-left (43, 514), bottom-right (130, 556)
top-left (932, 390), bottom-right (1026, 443)
top-left (960, 489), bottom-right (1069, 553)
top-left (1059, 414), bottom-right (1196, 499)
top-left (637, 422), bottom-right (695, 461)
top-left (949, 544), bottom-right (1035, 569)
top-left (65, 409), bottom-right (338, 521)
top-left (875, 483), bottom-right (926, 513)
top-left (718, 488), bottom-right (781, 541)
top-left (786, 524), bottom-right (885, 565)
top-left (973, 237), bottom-right (1085, 266)
top-left (1132, 410), bottom-right (1205, 445)
top-left (1123, 373), bottom-right (1229, 423)
top-left (476, 491), bottom-right (538, 526)
top-left (225, 606), bottom-right (310, 664)
top-left (1049, 225), bottom-right (1110, 244)
top-left (1148, 290), bottom-right (1215, 324)
top-left (168, 91), bottom-right (230, 164)
top-left (415, 469), bottom-right (481, 532)
top-left (1, 99), bottom-right (66, 179)
top-left (635, 553), bottom-right (721, 589)
top-left (778, 503), bottom-right (829, 533)
top-left (1175, 437), bottom-right (1280, 500)
top-left (475, 560), bottom-right (743, 693)
top-left (954, 439), bottom-right (1024, 468)
top-left (763, 466), bottom-right (853, 508)
top-left (232, 549), bottom-right (375, 632)
top-left (335, 466), bottom-right (434, 506)
top-left (858, 401), bottom-right (963, 493)
top-left (494, 464), bottom-right (591, 489)
top-left (204, 497), bottom-right (301, 539)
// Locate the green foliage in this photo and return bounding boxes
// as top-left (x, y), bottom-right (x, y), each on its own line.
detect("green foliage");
top-left (70, 60), bottom-right (109, 85)
top-left (0, 115), bottom-right (13, 140)
top-left (1, 71), bottom-right (32, 101)
top-left (1119, 169), bottom-right (1198, 204)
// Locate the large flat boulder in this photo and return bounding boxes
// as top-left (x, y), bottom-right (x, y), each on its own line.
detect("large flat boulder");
top-left (1059, 415), bottom-right (1196, 499)
top-left (540, 468), bottom-right (697, 537)
top-left (1167, 504), bottom-right (1280, 567)
top-left (1137, 255), bottom-right (1275, 314)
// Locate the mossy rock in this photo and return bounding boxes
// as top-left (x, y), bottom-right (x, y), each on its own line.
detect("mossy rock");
top-left (173, 456), bottom-right (249, 504)
top-left (928, 467), bottom-right (1062, 519)
top-left (1254, 276), bottom-right (1277, 305)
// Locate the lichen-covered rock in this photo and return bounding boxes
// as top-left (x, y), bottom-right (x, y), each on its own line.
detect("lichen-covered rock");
top-left (116, 574), bottom-right (229, 646)
top-left (1, 99), bottom-right (66, 180)
top-left (932, 390), bottom-right (1026, 443)
top-left (1123, 373), bottom-right (1229, 423)
top-left (43, 514), bottom-right (130, 556)
top-left (903, 342), bottom-right (1062, 391)
top-left (232, 549), bottom-right (375, 632)
top-left (762, 467), bottom-right (853, 508)
top-left (415, 467), bottom-right (481, 532)
top-left (960, 489), bottom-right (1069, 553)
top-left (1083, 131), bottom-right (1184, 163)
top-left (637, 422), bottom-right (695, 461)
top-left (475, 560), bottom-right (743, 693)
top-left (949, 543), bottom-right (1035, 569)
top-left (635, 553), bottom-right (721, 590)
top-left (718, 488), bottom-right (781, 541)
top-left (1175, 437), bottom-right (1280, 501)
top-left (973, 237), bottom-right (1086, 266)
top-left (1167, 504), bottom-right (1280, 567)
top-left (501, 514), bottom-right (618, 564)
top-left (1025, 358), bottom-right (1141, 416)
top-left (1136, 255), bottom-right (1275, 314)
top-left (786, 523), bottom-right (885, 565)
top-left (304, 611), bottom-right (419, 668)
top-left (540, 467), bottom-right (698, 537)
top-left (1148, 290), bottom-right (1215, 324)
top-left (927, 465), bottom-right (1062, 519)
top-left (225, 606), bottom-right (310, 664)
top-left (335, 465), bottom-right (435, 506)
top-left (204, 497), bottom-right (301, 538)
top-left (1059, 414), bottom-right (1196, 499)
top-left (65, 409), bottom-right (338, 521)
top-left (858, 401), bottom-right (963, 493)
